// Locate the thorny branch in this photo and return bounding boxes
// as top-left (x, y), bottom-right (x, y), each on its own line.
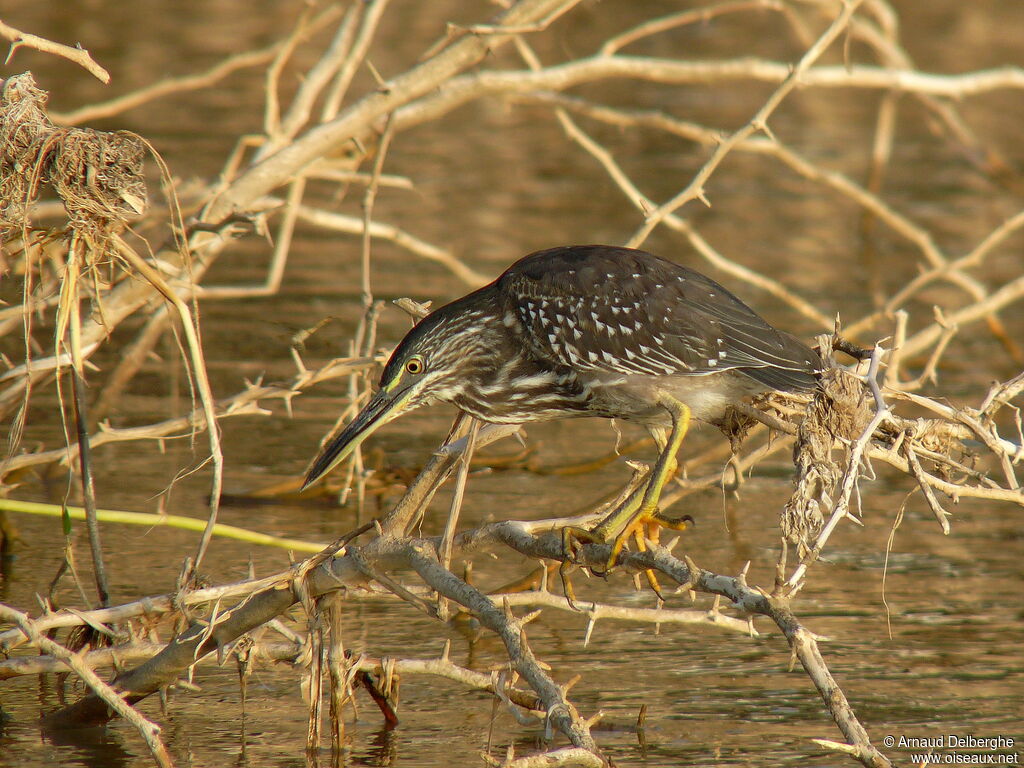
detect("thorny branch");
top-left (1, 1), bottom-right (1023, 766)
top-left (0, 20), bottom-right (109, 83)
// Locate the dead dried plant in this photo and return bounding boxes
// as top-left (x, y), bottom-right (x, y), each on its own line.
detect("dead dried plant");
top-left (1, 2), bottom-right (1022, 767)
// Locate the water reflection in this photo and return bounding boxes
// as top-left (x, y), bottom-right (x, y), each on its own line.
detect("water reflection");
top-left (2, 0), bottom-right (1023, 766)
top-left (41, 722), bottom-right (133, 768)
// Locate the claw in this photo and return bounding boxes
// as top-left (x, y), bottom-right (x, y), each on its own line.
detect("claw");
top-left (630, 525), bottom-right (666, 601)
top-left (560, 525), bottom-right (602, 609)
top-left (557, 398), bottom-right (694, 605)
top-left (559, 559), bottom-right (583, 611)
top-left (644, 568), bottom-right (666, 602)
top-left (652, 512), bottom-right (694, 532)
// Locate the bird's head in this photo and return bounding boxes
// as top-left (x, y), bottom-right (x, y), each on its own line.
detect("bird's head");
top-left (302, 298), bottom-right (500, 488)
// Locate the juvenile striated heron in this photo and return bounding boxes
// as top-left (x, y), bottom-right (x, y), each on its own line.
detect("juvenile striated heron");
top-left (303, 245), bottom-right (820, 596)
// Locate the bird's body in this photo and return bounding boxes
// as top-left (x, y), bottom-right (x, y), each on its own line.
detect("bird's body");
top-left (305, 245), bottom-right (820, 598)
top-left (307, 246), bottom-right (819, 484)
top-left (397, 245), bottom-right (819, 433)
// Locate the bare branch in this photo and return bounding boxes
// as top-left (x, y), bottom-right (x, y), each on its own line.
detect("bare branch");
top-left (0, 19), bottom-right (109, 83)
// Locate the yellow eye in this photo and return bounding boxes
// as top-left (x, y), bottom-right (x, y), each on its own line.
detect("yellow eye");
top-left (405, 356), bottom-right (424, 375)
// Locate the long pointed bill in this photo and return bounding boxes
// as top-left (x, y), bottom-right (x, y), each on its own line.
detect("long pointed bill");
top-left (302, 385), bottom-right (418, 489)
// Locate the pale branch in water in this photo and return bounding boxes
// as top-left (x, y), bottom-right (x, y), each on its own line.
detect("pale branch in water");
top-left (0, 0), bottom-right (582, 420)
top-left (28, 521), bottom-right (887, 765)
top-left (48, 36), bottom-right (303, 125)
top-left (8, 349), bottom-right (1019, 766)
top-left (2, 3), bottom-right (1022, 765)
top-left (454, 522), bottom-right (893, 768)
top-left (0, 20), bottom-right (110, 83)
top-left (3, 0), bottom-right (1021, 429)
top-left (0, 352), bottom-right (378, 478)
top-left (396, 57), bottom-right (1024, 134)
top-left (290, 203), bottom-right (490, 287)
top-left (0, 604), bottom-right (172, 767)
top-left (0, 637), bottom-right (549, 715)
top-left (511, 89), bottom-right (1020, 358)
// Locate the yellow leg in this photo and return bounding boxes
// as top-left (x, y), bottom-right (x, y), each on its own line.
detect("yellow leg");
top-left (559, 396), bottom-right (693, 605)
top-left (592, 396), bottom-right (691, 564)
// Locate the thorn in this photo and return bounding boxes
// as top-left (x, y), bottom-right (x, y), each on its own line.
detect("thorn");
top-left (583, 616), bottom-right (596, 648)
top-left (737, 560), bottom-right (751, 586)
top-left (562, 674), bottom-right (582, 695)
top-left (441, 639), bottom-right (450, 662)
top-left (520, 609), bottom-right (543, 626)
top-left (584, 709), bottom-right (605, 729)
top-left (683, 554), bottom-right (701, 584)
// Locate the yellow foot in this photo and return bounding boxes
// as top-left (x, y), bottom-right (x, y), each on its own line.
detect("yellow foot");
top-left (629, 511), bottom-right (694, 600)
top-left (558, 511), bottom-right (694, 609)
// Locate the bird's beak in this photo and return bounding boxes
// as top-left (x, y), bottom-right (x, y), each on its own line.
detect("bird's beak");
top-left (302, 383), bottom-right (417, 490)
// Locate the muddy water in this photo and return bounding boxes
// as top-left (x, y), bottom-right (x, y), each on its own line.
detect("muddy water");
top-left (2, 2), bottom-right (1023, 766)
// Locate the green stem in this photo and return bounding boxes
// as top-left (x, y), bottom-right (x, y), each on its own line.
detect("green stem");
top-left (0, 498), bottom-right (324, 553)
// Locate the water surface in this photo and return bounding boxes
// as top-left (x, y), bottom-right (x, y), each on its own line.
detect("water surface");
top-left (2, 1), bottom-right (1022, 766)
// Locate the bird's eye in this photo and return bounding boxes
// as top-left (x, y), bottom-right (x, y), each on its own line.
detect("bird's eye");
top-left (405, 356), bottom-right (424, 375)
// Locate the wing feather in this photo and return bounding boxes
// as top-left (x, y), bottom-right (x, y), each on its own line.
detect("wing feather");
top-left (497, 245), bottom-right (819, 390)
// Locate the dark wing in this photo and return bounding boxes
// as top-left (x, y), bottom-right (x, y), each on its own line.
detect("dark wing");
top-left (497, 245), bottom-right (820, 391)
